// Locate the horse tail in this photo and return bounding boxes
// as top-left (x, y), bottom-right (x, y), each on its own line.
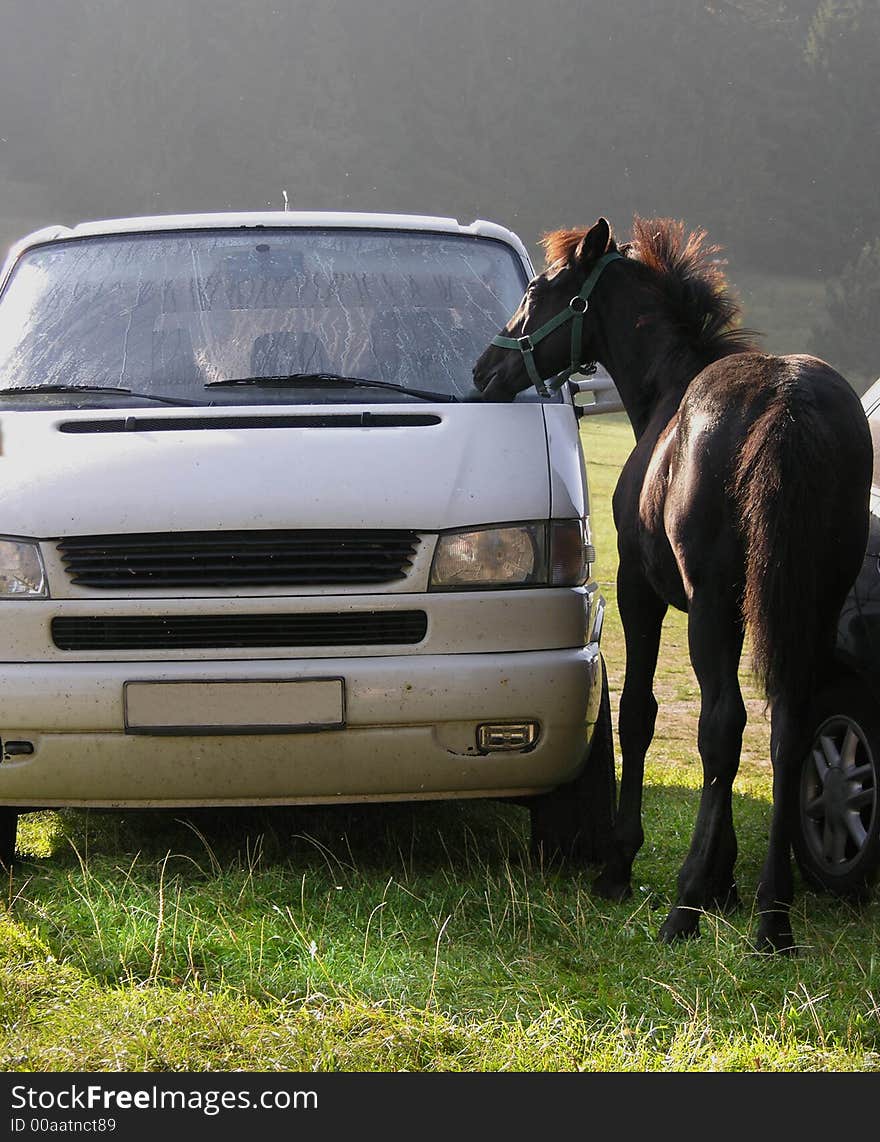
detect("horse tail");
top-left (734, 374), bottom-right (868, 704)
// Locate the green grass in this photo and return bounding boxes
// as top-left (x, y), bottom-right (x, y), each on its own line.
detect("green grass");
top-left (1, 414), bottom-right (879, 1072)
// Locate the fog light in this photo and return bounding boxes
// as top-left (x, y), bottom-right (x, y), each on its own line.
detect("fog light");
top-left (476, 722), bottom-right (539, 752)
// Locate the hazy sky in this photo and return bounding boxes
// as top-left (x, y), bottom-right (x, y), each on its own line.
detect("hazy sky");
top-left (1, 1), bottom-right (877, 376)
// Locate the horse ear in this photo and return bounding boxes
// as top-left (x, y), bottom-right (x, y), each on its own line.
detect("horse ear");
top-left (574, 218), bottom-right (613, 264)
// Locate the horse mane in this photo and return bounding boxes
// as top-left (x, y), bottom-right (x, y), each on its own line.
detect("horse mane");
top-left (541, 216), bottom-right (759, 363)
top-left (541, 228), bottom-right (591, 269)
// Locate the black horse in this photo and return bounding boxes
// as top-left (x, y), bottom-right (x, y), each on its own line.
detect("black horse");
top-left (473, 216), bottom-right (873, 952)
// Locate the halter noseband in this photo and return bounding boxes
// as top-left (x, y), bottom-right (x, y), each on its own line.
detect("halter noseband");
top-left (490, 250), bottom-right (622, 396)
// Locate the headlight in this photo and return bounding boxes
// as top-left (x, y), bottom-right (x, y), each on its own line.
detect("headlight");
top-left (0, 538), bottom-right (48, 597)
top-left (429, 520), bottom-right (592, 589)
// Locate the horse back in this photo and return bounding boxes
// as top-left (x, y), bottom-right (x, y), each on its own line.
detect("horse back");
top-left (680, 352), bottom-right (870, 505)
top-left (616, 352), bottom-right (872, 616)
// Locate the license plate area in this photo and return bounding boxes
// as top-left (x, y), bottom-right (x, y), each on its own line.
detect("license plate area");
top-left (124, 678), bottom-right (345, 735)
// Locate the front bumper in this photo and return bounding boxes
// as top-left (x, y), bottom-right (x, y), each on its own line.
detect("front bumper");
top-left (0, 645), bottom-right (603, 806)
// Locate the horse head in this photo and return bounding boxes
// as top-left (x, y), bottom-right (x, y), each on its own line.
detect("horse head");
top-left (471, 217), bottom-right (621, 402)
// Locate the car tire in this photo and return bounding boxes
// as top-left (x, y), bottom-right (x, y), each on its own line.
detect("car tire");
top-left (792, 676), bottom-right (880, 898)
top-left (529, 658), bottom-right (617, 866)
top-left (0, 808), bottom-right (18, 873)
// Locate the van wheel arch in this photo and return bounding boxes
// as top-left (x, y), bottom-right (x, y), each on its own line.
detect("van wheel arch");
top-left (528, 657), bottom-right (616, 866)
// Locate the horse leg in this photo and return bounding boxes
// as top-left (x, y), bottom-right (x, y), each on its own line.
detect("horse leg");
top-left (754, 696), bottom-right (807, 954)
top-left (594, 568), bottom-right (666, 901)
top-left (659, 594), bottom-right (745, 942)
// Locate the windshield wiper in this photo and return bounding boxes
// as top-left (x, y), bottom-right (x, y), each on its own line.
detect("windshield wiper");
top-left (204, 372), bottom-right (459, 403)
top-left (0, 384), bottom-right (211, 407)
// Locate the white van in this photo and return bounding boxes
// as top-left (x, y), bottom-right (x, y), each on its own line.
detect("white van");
top-left (0, 211), bottom-right (616, 867)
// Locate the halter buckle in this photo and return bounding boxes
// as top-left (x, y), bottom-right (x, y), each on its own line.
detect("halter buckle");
top-left (517, 334), bottom-right (534, 352)
top-left (569, 295), bottom-right (588, 314)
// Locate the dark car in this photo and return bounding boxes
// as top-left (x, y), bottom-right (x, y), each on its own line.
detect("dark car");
top-left (793, 377), bottom-right (880, 896)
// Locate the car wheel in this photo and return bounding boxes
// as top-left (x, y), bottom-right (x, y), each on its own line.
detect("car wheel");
top-left (793, 677), bottom-right (880, 898)
top-left (529, 658), bottom-right (617, 866)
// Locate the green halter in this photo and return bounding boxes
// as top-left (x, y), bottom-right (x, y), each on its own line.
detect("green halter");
top-left (490, 251), bottom-right (622, 396)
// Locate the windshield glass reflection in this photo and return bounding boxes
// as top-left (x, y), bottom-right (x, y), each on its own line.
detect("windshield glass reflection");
top-left (0, 228), bottom-right (537, 405)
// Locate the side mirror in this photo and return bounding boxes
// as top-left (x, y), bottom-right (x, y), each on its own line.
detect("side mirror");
top-left (568, 367), bottom-right (623, 417)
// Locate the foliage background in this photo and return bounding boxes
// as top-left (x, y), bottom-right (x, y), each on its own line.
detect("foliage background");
top-left (1, 0), bottom-right (878, 386)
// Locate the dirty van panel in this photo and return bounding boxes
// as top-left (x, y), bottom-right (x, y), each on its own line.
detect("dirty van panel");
top-left (0, 404), bottom-right (551, 538)
top-left (543, 403), bottom-right (590, 520)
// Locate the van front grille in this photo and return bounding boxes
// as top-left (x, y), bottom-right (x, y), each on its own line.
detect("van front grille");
top-left (56, 530), bottom-right (421, 589)
top-left (51, 610), bottom-right (429, 651)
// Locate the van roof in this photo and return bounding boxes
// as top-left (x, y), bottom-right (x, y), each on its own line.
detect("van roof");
top-left (6, 210), bottom-right (533, 268)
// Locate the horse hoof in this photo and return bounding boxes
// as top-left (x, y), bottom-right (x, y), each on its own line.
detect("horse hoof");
top-left (753, 928), bottom-right (799, 956)
top-left (658, 907), bottom-right (701, 943)
top-left (754, 907), bottom-right (799, 955)
top-left (592, 870), bottom-right (632, 902)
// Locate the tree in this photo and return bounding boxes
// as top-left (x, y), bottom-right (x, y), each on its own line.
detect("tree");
top-left (810, 237), bottom-right (880, 391)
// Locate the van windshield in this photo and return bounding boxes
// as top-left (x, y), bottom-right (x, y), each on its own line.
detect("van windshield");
top-left (0, 228), bottom-right (541, 406)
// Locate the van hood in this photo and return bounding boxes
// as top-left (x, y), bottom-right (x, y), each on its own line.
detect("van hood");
top-left (0, 404), bottom-right (551, 536)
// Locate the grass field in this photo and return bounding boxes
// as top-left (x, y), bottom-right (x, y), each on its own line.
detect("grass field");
top-left (1, 413), bottom-right (879, 1073)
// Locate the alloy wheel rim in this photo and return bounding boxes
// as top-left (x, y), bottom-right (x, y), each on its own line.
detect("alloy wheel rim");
top-left (801, 714), bottom-right (878, 873)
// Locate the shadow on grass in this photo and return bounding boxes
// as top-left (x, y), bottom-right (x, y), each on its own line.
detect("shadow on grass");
top-left (13, 776), bottom-right (773, 889)
top-left (8, 787), bottom-right (879, 1002)
top-left (17, 797), bottom-right (539, 875)
top-left (13, 782), bottom-right (876, 917)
